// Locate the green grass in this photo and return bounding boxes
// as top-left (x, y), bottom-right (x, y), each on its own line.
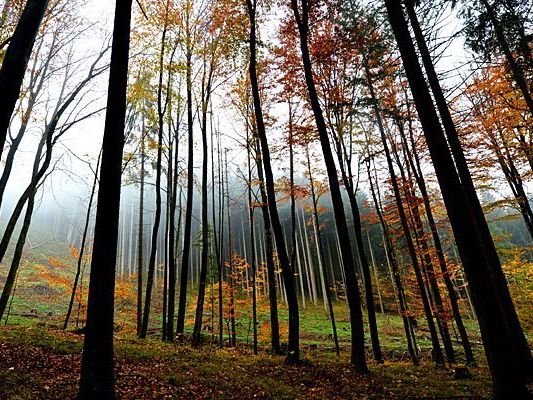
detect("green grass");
top-left (0, 325), bottom-right (492, 400)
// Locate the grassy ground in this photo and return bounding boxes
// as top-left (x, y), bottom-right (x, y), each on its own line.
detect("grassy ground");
top-left (1, 239), bottom-right (529, 399)
top-left (0, 325), bottom-right (491, 400)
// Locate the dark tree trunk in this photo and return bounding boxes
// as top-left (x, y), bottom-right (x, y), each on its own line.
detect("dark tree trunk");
top-left (176, 18), bottom-right (194, 338)
top-left (401, 116), bottom-right (475, 364)
top-left (137, 126), bottom-right (145, 336)
top-left (0, 0), bottom-right (48, 159)
top-left (248, 130), bottom-right (258, 355)
top-left (290, 0), bottom-right (367, 372)
top-left (247, 0), bottom-right (299, 363)
top-left (79, 1), bottom-right (132, 397)
top-left (254, 137), bottom-right (281, 354)
top-left (365, 158), bottom-right (419, 365)
top-left (306, 146), bottom-right (340, 356)
top-left (386, 1), bottom-right (532, 396)
top-left (64, 150), bottom-right (101, 330)
top-left (364, 63), bottom-right (445, 367)
top-left (192, 75), bottom-right (212, 347)
top-left (165, 108), bottom-right (180, 341)
top-left (140, 3), bottom-right (169, 339)
top-left (225, 150), bottom-right (237, 347)
top-left (216, 130), bottom-right (225, 348)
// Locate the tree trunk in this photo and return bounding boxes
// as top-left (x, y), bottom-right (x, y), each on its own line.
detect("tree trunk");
top-left (290, 0), bottom-right (367, 371)
top-left (387, 1), bottom-right (532, 396)
top-left (176, 10), bottom-right (194, 338)
top-left (79, 0), bottom-right (131, 397)
top-left (0, 0), bottom-right (48, 159)
top-left (246, 0), bottom-right (298, 362)
top-left (64, 150), bottom-right (101, 330)
top-left (139, 6), bottom-right (168, 338)
top-left (254, 137), bottom-right (281, 354)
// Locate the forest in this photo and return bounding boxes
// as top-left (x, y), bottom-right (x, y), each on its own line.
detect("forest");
top-left (0, 0), bottom-right (532, 399)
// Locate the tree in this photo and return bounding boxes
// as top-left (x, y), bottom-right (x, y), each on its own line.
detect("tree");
top-left (246, 0), bottom-right (300, 363)
top-left (0, 0), bottom-right (49, 159)
top-left (289, 0), bottom-right (367, 372)
top-left (384, 1), bottom-right (532, 396)
top-left (79, 0), bottom-right (132, 397)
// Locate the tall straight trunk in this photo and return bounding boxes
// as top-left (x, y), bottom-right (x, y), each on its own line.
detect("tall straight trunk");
top-left (176, 9), bottom-right (194, 337)
top-left (192, 73), bottom-right (213, 346)
top-left (306, 147), bottom-right (339, 356)
top-left (254, 138), bottom-right (281, 354)
top-left (165, 110), bottom-right (180, 341)
top-left (290, 0), bottom-right (367, 371)
top-left (246, 0), bottom-right (298, 362)
top-left (0, 0), bottom-right (48, 159)
top-left (216, 129), bottom-right (225, 347)
top-left (79, 1), bottom-right (131, 397)
top-left (401, 116), bottom-right (475, 364)
top-left (366, 158), bottom-right (418, 364)
top-left (137, 126), bottom-right (145, 336)
top-left (386, 1), bottom-right (532, 396)
top-left (225, 150), bottom-right (236, 346)
top-left (391, 121), bottom-right (455, 364)
top-left (64, 150), bottom-right (101, 330)
top-left (288, 101), bottom-right (297, 275)
top-left (365, 63), bottom-right (444, 366)
top-left (247, 132), bottom-right (258, 355)
top-left (139, 4), bottom-right (169, 338)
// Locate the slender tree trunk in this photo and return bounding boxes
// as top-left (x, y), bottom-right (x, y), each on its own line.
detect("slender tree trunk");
top-left (176, 9), bottom-right (194, 338)
top-left (247, 131), bottom-right (258, 355)
top-left (139, 7), bottom-right (168, 338)
top-left (192, 75), bottom-right (212, 347)
top-left (79, 1), bottom-right (131, 397)
top-left (0, 0), bottom-right (48, 158)
top-left (306, 147), bottom-right (339, 356)
top-left (386, 1), bottom-right (532, 395)
top-left (225, 150), bottom-right (236, 347)
top-left (365, 63), bottom-right (445, 366)
top-left (290, 0), bottom-right (367, 371)
top-left (246, 0), bottom-right (298, 362)
top-left (254, 137), bottom-right (281, 354)
top-left (137, 125), bottom-right (145, 336)
top-left (64, 151), bottom-right (101, 330)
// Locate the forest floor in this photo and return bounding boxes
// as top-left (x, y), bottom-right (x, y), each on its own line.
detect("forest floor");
top-left (1, 241), bottom-right (529, 399)
top-left (0, 325), bottom-right (492, 400)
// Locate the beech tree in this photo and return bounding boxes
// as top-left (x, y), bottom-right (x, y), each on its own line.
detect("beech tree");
top-left (384, 1), bottom-right (532, 397)
top-left (79, 0), bottom-right (132, 397)
top-left (0, 0), bottom-right (49, 158)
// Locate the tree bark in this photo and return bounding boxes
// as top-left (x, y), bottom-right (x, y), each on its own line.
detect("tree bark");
top-left (289, 0), bottom-right (367, 371)
top-left (386, 1), bottom-right (532, 396)
top-left (0, 0), bottom-right (48, 159)
top-left (247, 0), bottom-right (299, 363)
top-left (79, 0), bottom-right (131, 397)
